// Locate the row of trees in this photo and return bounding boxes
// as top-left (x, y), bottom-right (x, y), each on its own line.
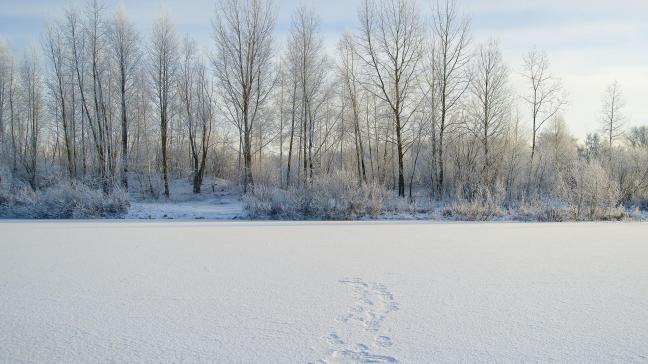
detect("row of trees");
top-left (0, 0), bottom-right (646, 212)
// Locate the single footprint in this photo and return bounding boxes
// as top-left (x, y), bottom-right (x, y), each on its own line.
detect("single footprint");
top-left (327, 347), bottom-right (398, 363)
top-left (324, 332), bottom-right (345, 346)
top-left (374, 336), bottom-right (393, 348)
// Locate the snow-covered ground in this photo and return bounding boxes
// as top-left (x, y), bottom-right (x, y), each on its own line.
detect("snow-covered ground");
top-left (126, 178), bottom-right (246, 220)
top-left (1, 222), bottom-right (648, 363)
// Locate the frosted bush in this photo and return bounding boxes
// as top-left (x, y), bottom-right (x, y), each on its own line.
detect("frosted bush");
top-left (0, 181), bottom-right (129, 219)
top-left (244, 172), bottom-right (386, 219)
top-left (443, 184), bottom-right (506, 221)
top-left (243, 184), bottom-right (306, 217)
top-left (244, 170), bottom-right (640, 221)
top-left (306, 172), bottom-right (385, 218)
top-left (381, 192), bottom-right (417, 214)
top-left (562, 161), bottom-right (622, 220)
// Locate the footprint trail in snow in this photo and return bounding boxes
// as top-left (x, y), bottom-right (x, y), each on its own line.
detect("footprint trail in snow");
top-left (316, 278), bottom-right (399, 363)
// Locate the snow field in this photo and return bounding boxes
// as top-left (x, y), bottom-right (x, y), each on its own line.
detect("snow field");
top-left (1, 222), bottom-right (647, 363)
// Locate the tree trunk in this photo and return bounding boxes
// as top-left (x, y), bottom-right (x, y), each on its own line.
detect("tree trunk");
top-left (161, 107), bottom-right (170, 198)
top-left (120, 66), bottom-right (128, 190)
top-left (243, 130), bottom-right (254, 193)
top-left (438, 121), bottom-right (445, 198)
top-left (395, 114), bottom-right (405, 197)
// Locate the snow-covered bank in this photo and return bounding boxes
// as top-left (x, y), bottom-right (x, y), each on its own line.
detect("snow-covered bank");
top-left (126, 178), bottom-right (246, 220)
top-left (1, 222), bottom-right (648, 362)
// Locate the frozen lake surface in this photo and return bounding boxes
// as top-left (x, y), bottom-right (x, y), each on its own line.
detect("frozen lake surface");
top-left (1, 222), bottom-right (647, 363)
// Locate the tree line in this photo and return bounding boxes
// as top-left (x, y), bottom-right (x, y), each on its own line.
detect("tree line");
top-left (1, 0), bottom-right (647, 217)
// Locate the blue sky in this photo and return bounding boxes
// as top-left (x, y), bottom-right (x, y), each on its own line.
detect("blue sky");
top-left (1, 0), bottom-right (647, 138)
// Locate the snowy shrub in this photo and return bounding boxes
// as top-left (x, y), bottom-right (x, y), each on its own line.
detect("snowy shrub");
top-left (243, 184), bottom-right (307, 217)
top-left (0, 181), bottom-right (129, 219)
top-left (443, 199), bottom-right (503, 221)
top-left (0, 183), bottom-right (37, 214)
top-left (495, 199), bottom-right (574, 222)
top-left (41, 184), bottom-right (129, 219)
top-left (442, 184), bottom-right (506, 221)
top-left (381, 192), bottom-right (420, 215)
top-left (306, 172), bottom-right (385, 219)
top-left (562, 161), bottom-right (622, 220)
top-left (612, 148), bottom-right (648, 208)
top-left (244, 172), bottom-right (385, 219)
top-left (537, 204), bottom-right (572, 222)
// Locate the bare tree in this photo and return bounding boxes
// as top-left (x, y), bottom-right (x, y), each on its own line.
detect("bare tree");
top-left (56, 1), bottom-right (117, 191)
top-left (4, 47), bottom-right (18, 173)
top-left (149, 12), bottom-right (178, 198)
top-left (212, 0), bottom-right (275, 193)
top-left (65, 8), bottom-right (93, 178)
top-left (466, 39), bottom-right (509, 186)
top-left (44, 21), bottom-right (77, 179)
top-left (0, 43), bottom-right (7, 151)
top-left (287, 5), bottom-right (328, 184)
top-left (179, 35), bottom-right (213, 193)
top-left (430, 0), bottom-right (471, 198)
top-left (0, 42), bottom-right (11, 167)
top-left (521, 49), bottom-right (566, 164)
top-left (110, 5), bottom-right (140, 190)
top-left (86, 0), bottom-right (115, 191)
top-left (356, 0), bottom-right (424, 197)
top-left (275, 60), bottom-right (288, 186)
top-left (20, 48), bottom-right (43, 189)
top-left (192, 59), bottom-right (215, 193)
top-left (284, 57), bottom-right (299, 186)
top-left (600, 81), bottom-right (625, 160)
top-left (338, 33), bottom-right (367, 183)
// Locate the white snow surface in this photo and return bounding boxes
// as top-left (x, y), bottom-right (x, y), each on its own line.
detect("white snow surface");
top-left (126, 196), bottom-right (245, 220)
top-left (1, 222), bottom-right (648, 363)
top-left (126, 178), bottom-right (246, 220)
